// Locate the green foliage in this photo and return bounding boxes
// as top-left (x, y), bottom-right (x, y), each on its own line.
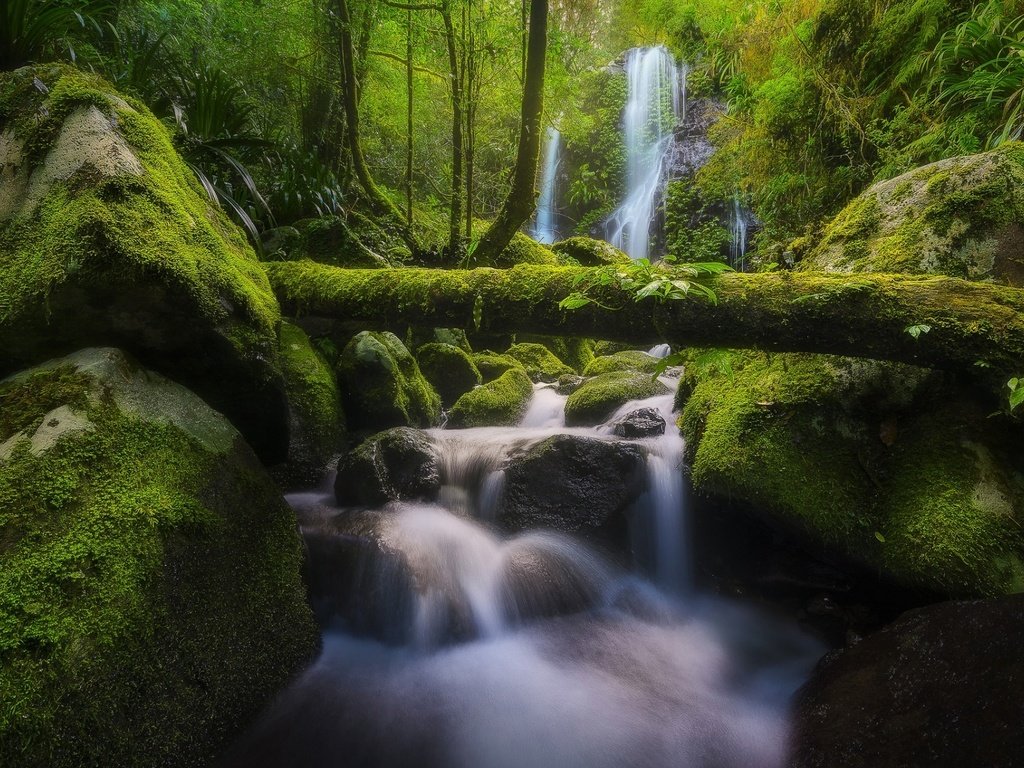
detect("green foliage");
top-left (1007, 377), bottom-right (1024, 412)
top-left (559, 258), bottom-right (732, 311)
top-left (0, 0), bottom-right (110, 71)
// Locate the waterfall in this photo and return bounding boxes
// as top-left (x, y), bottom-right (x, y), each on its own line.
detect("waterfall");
top-left (605, 47), bottom-right (684, 261)
top-left (730, 194), bottom-right (749, 270)
top-left (532, 127), bottom-right (562, 244)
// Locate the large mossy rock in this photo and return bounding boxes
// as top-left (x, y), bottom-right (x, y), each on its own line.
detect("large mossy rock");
top-left (791, 595), bottom-right (1024, 768)
top-left (680, 351), bottom-right (1024, 596)
top-left (505, 342), bottom-right (575, 383)
top-left (497, 435), bottom-right (645, 545)
top-left (472, 350), bottom-right (526, 383)
top-left (583, 350), bottom-right (659, 376)
top-left (800, 142), bottom-right (1024, 283)
top-left (0, 348), bottom-right (318, 768)
top-left (415, 342), bottom-right (482, 407)
top-left (273, 322), bottom-right (344, 488)
top-left (335, 427), bottom-right (440, 507)
top-left (550, 236), bottom-right (631, 266)
top-left (448, 367), bottom-right (534, 428)
top-left (336, 331), bottom-right (441, 432)
top-left (0, 65), bottom-right (288, 462)
top-left (565, 371), bottom-right (669, 427)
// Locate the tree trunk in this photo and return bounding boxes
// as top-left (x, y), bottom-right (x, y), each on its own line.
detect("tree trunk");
top-left (265, 261), bottom-right (1024, 379)
top-left (464, 0), bottom-right (476, 241)
top-left (472, 0), bottom-right (548, 265)
top-left (406, 7), bottom-right (414, 226)
top-left (334, 0), bottom-right (404, 221)
top-left (442, 2), bottom-right (463, 256)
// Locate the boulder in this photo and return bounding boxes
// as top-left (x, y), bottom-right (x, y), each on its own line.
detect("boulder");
top-left (800, 142), bottom-right (1024, 284)
top-left (0, 348), bottom-right (317, 768)
top-left (336, 331), bottom-right (441, 432)
top-left (556, 373), bottom-right (585, 395)
top-left (551, 236), bottom-right (631, 266)
top-left (272, 322), bottom-right (344, 489)
top-left (447, 368), bottom-right (534, 428)
top-left (790, 595), bottom-right (1024, 768)
top-left (416, 342), bottom-right (482, 407)
top-left (471, 351), bottom-right (525, 382)
top-left (564, 371), bottom-right (669, 426)
top-left (291, 215), bottom-right (390, 268)
top-left (505, 342), bottom-right (575, 383)
top-left (0, 65), bottom-right (287, 462)
top-left (497, 435), bottom-right (645, 542)
top-left (612, 407), bottom-right (666, 438)
top-left (583, 350), bottom-right (660, 376)
top-left (515, 335), bottom-right (595, 373)
top-left (335, 427), bottom-right (440, 507)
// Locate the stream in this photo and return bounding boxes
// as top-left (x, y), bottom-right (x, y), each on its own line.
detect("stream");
top-left (225, 370), bottom-right (826, 768)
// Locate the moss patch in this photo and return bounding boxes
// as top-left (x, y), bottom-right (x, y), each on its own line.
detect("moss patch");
top-left (472, 351), bottom-right (525, 383)
top-left (447, 368), bottom-right (534, 428)
top-left (564, 371), bottom-right (668, 426)
top-left (0, 348), bottom-right (317, 768)
top-left (505, 342), bottom-right (575, 383)
top-left (583, 350), bottom-right (659, 376)
top-left (416, 342), bottom-right (482, 407)
top-left (551, 237), bottom-right (630, 266)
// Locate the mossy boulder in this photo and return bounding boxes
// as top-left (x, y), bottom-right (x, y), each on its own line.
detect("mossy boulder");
top-left (0, 348), bottom-right (318, 768)
top-left (564, 371), bottom-right (669, 427)
top-left (583, 350), bottom-right (660, 376)
top-left (551, 236), bottom-right (631, 266)
top-left (273, 322), bottom-right (344, 488)
top-left (505, 342), bottom-right (575, 383)
top-left (592, 340), bottom-right (636, 357)
top-left (415, 342), bottom-right (482, 407)
top-left (447, 367), bottom-right (534, 428)
top-left (0, 64), bottom-right (287, 462)
top-left (290, 215), bottom-right (390, 268)
top-left (681, 350), bottom-right (1024, 596)
top-left (465, 227), bottom-right (559, 268)
top-left (334, 427), bottom-right (440, 507)
top-left (801, 142), bottom-right (1024, 283)
top-left (516, 335), bottom-right (595, 373)
top-left (336, 331), bottom-right (441, 432)
top-left (471, 351), bottom-right (526, 383)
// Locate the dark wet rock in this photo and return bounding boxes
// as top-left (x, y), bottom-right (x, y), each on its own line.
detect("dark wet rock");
top-left (612, 407), bottom-right (666, 438)
top-left (416, 342), bottom-right (481, 408)
top-left (556, 373), bottom-right (585, 395)
top-left (790, 594), bottom-right (1024, 768)
top-left (497, 435), bottom-right (645, 545)
top-left (335, 427), bottom-right (440, 507)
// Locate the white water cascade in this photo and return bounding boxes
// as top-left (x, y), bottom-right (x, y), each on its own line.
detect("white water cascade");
top-left (605, 47), bottom-right (685, 261)
top-left (730, 194), bottom-right (750, 270)
top-left (532, 127), bottom-right (562, 244)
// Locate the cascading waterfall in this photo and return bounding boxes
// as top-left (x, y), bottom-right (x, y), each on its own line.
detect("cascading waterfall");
top-left (230, 360), bottom-right (824, 768)
top-left (730, 194), bottom-right (749, 270)
top-left (532, 127), bottom-right (562, 244)
top-left (605, 47), bottom-right (685, 261)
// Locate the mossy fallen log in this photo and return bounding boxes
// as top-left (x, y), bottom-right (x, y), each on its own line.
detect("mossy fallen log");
top-left (266, 261), bottom-right (1024, 379)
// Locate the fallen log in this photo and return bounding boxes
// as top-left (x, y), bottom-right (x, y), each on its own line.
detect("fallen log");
top-left (266, 260), bottom-right (1024, 377)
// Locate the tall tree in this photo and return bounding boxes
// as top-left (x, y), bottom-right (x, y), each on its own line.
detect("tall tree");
top-left (472, 0), bottom-right (548, 264)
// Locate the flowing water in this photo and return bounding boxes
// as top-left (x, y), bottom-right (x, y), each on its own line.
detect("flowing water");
top-left (532, 127), bottom-right (562, 244)
top-left (225, 369), bottom-right (824, 768)
top-left (730, 194), bottom-right (750, 270)
top-left (605, 47), bottom-right (685, 261)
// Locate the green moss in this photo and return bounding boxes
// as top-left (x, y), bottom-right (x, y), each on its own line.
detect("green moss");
top-left (276, 322), bottom-right (344, 481)
top-left (681, 350), bottom-right (1024, 596)
top-left (0, 350), bottom-right (317, 767)
top-left (476, 230), bottom-right (560, 268)
top-left (336, 331), bottom-right (441, 431)
top-left (0, 366), bottom-right (92, 438)
top-left (447, 367), bottom-right (534, 428)
top-left (472, 351), bottom-right (525, 383)
top-left (514, 335), bottom-right (595, 374)
top-left (583, 350), bottom-right (659, 376)
top-left (292, 216), bottom-right (390, 268)
top-left (505, 342), bottom-right (575, 383)
top-left (592, 340), bottom-right (636, 357)
top-left (550, 237), bottom-right (630, 266)
top-left (416, 342), bottom-right (482, 407)
top-left (564, 371), bottom-right (668, 426)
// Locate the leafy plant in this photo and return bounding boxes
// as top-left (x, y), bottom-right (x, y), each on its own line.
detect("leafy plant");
top-left (559, 257), bottom-right (733, 311)
top-left (905, 323), bottom-right (932, 339)
top-left (0, 0), bottom-right (110, 71)
top-left (1007, 377), bottom-right (1024, 412)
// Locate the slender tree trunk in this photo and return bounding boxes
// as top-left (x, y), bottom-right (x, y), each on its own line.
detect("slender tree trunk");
top-left (266, 261), bottom-right (1024, 381)
top-left (473, 0), bottom-right (548, 265)
top-left (406, 8), bottom-right (414, 226)
top-left (464, 0), bottom-right (475, 240)
top-left (334, 0), bottom-right (404, 222)
top-left (442, 2), bottom-right (463, 256)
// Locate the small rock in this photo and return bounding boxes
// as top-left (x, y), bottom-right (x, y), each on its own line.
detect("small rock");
top-left (612, 407), bottom-right (666, 438)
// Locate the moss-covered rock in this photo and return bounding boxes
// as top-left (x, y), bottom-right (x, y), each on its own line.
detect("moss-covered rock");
top-left (334, 427), bottom-right (440, 507)
top-left (336, 331), bottom-right (441, 432)
top-left (583, 350), bottom-right (660, 376)
top-left (0, 64), bottom-right (287, 462)
top-left (0, 348), bottom-right (318, 768)
top-left (681, 350), bottom-right (1024, 596)
top-left (273, 322), bottom-right (344, 488)
top-left (802, 142), bottom-right (1024, 283)
top-left (471, 351), bottom-right (526, 383)
top-left (415, 342), bottom-right (482, 407)
top-left (447, 368), bottom-right (534, 428)
top-left (592, 340), bottom-right (636, 357)
top-left (290, 215), bottom-right (391, 268)
top-left (516, 335), bottom-right (595, 374)
top-left (505, 342), bottom-right (575, 383)
top-left (551, 236), bottom-right (631, 266)
top-left (487, 231), bottom-right (560, 268)
top-left (564, 371), bottom-right (669, 426)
